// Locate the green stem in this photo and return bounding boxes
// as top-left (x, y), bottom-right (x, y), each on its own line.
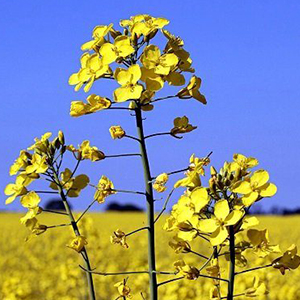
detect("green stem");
top-left (227, 226), bottom-right (235, 300)
top-left (135, 106), bottom-right (158, 300)
top-left (53, 172), bottom-right (96, 300)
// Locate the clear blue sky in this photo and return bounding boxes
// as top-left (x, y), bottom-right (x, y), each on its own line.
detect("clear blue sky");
top-left (1, 1), bottom-right (300, 212)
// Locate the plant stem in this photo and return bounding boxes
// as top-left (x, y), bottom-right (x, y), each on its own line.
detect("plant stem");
top-left (235, 264), bottom-right (272, 275)
top-left (135, 106), bottom-right (158, 300)
top-left (227, 226), bottom-right (235, 300)
top-left (53, 172), bottom-right (96, 300)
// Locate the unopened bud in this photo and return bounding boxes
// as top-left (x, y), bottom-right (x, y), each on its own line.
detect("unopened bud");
top-left (58, 130), bottom-right (65, 145)
top-left (110, 28), bottom-right (121, 39)
top-left (210, 166), bottom-right (217, 176)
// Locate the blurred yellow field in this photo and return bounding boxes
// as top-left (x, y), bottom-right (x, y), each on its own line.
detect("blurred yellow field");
top-left (1, 213), bottom-right (299, 300)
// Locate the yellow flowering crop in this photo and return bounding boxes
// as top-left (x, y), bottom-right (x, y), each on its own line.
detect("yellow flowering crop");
top-left (4, 13), bottom-right (298, 300)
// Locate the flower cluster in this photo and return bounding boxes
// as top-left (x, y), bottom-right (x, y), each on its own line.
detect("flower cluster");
top-left (69, 14), bottom-right (206, 117)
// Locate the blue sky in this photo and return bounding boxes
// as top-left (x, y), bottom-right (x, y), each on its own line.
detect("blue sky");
top-left (1, 1), bottom-right (300, 212)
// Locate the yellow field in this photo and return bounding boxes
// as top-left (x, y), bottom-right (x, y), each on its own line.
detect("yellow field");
top-left (1, 213), bottom-right (299, 300)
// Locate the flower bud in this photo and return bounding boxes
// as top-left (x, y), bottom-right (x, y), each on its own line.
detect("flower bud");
top-left (58, 130), bottom-right (65, 145)
top-left (210, 166), bottom-right (217, 176)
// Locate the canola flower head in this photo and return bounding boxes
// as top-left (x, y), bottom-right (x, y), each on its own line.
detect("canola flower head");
top-left (69, 14), bottom-right (206, 111)
top-left (114, 279), bottom-right (132, 299)
top-left (153, 172), bottom-right (168, 193)
top-left (171, 116), bottom-right (197, 136)
top-left (109, 125), bottom-right (126, 139)
top-left (67, 236), bottom-right (88, 253)
top-left (272, 244), bottom-right (300, 275)
top-left (70, 94), bottom-right (111, 117)
top-left (94, 175), bottom-right (116, 203)
top-left (110, 229), bottom-right (129, 248)
top-left (174, 260), bottom-right (199, 280)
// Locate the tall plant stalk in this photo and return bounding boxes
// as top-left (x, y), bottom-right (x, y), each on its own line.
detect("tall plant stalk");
top-left (227, 226), bottom-right (235, 300)
top-left (53, 171), bottom-right (96, 300)
top-left (134, 105), bottom-right (158, 300)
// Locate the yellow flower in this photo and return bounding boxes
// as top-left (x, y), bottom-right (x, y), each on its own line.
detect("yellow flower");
top-left (169, 236), bottom-right (191, 254)
top-left (28, 132), bottom-right (52, 152)
top-left (114, 279), bottom-right (132, 299)
top-left (9, 150), bottom-right (31, 175)
top-left (177, 76), bottom-right (207, 104)
top-left (109, 126), bottom-right (126, 139)
top-left (247, 229), bottom-right (281, 257)
top-left (114, 64), bottom-right (143, 102)
top-left (229, 153), bottom-right (258, 172)
top-left (94, 175), bottom-right (116, 203)
top-left (67, 236), bottom-right (88, 253)
top-left (20, 206), bottom-right (41, 224)
top-left (189, 154), bottom-right (210, 175)
top-left (20, 191), bottom-right (40, 209)
top-left (110, 229), bottom-right (129, 248)
top-left (20, 217), bottom-right (47, 241)
top-left (25, 154), bottom-right (48, 174)
top-left (140, 67), bottom-right (164, 91)
top-left (69, 53), bottom-right (111, 92)
top-left (171, 116), bottom-right (197, 136)
top-left (139, 90), bottom-right (155, 111)
top-left (174, 260), bottom-right (199, 280)
top-left (70, 94), bottom-right (111, 117)
top-left (244, 276), bottom-right (269, 297)
top-left (162, 29), bottom-right (184, 52)
top-left (81, 23), bottom-right (113, 51)
top-left (174, 170), bottom-right (201, 190)
top-left (4, 174), bottom-right (32, 204)
top-left (231, 170), bottom-right (277, 206)
top-left (172, 187), bottom-right (210, 224)
top-left (79, 140), bottom-right (105, 161)
top-left (199, 200), bottom-right (244, 246)
top-left (153, 173), bottom-right (168, 193)
top-left (162, 29), bottom-right (195, 73)
top-left (50, 168), bottom-right (89, 198)
top-left (272, 244), bottom-right (300, 275)
top-left (100, 35), bottom-right (134, 64)
top-left (141, 45), bottom-right (178, 76)
top-left (120, 14), bottom-right (169, 37)
top-left (240, 216), bottom-right (259, 230)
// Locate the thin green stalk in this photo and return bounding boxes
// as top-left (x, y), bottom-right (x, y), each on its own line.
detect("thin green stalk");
top-left (227, 226), bottom-right (235, 300)
top-left (53, 172), bottom-right (96, 300)
top-left (134, 106), bottom-right (158, 300)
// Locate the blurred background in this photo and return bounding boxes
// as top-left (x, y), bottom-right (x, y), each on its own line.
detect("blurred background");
top-left (1, 0), bottom-right (300, 213)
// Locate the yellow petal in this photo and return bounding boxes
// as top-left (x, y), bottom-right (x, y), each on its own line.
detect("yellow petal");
top-left (166, 72), bottom-right (185, 86)
top-left (210, 227), bottom-right (228, 246)
top-left (190, 187), bottom-right (209, 212)
top-left (177, 230), bottom-right (197, 242)
top-left (100, 43), bottom-right (117, 64)
top-left (114, 68), bottom-right (131, 86)
top-left (250, 170), bottom-right (269, 188)
top-left (160, 53), bottom-right (178, 67)
top-left (232, 181), bottom-right (252, 194)
top-left (20, 191), bottom-right (41, 209)
top-left (68, 73), bottom-right (80, 85)
top-left (198, 219), bottom-right (218, 233)
top-left (128, 64), bottom-right (142, 84)
top-left (224, 210), bottom-right (244, 226)
top-left (214, 200), bottom-right (230, 220)
top-left (242, 192), bottom-right (259, 207)
top-left (259, 183), bottom-right (277, 197)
